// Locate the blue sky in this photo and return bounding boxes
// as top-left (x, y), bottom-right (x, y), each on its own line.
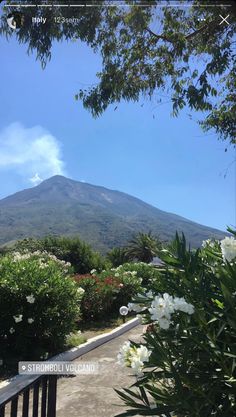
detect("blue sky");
top-left (0, 16), bottom-right (235, 232)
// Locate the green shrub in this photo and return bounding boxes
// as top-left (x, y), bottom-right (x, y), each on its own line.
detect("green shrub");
top-left (113, 262), bottom-right (161, 287)
top-left (0, 252), bottom-right (83, 369)
top-left (65, 331), bottom-right (87, 349)
top-left (74, 265), bottom-right (143, 321)
top-left (98, 265), bottom-right (144, 309)
top-left (74, 274), bottom-right (122, 320)
top-left (8, 237), bottom-right (44, 253)
top-left (115, 232), bottom-right (236, 417)
top-left (10, 235), bottom-right (107, 274)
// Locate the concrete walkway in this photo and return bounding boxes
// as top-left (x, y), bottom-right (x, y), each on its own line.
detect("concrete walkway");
top-left (56, 325), bottom-right (144, 417)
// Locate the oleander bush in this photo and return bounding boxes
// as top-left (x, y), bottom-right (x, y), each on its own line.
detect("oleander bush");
top-left (74, 274), bottom-right (122, 320)
top-left (0, 251), bottom-right (83, 369)
top-left (115, 231), bottom-right (236, 417)
top-left (99, 266), bottom-right (143, 307)
top-left (114, 262), bottom-right (162, 287)
top-left (74, 266), bottom-right (143, 321)
top-left (8, 235), bottom-right (107, 273)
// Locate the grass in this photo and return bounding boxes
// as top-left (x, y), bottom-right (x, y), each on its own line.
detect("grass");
top-left (65, 331), bottom-right (87, 349)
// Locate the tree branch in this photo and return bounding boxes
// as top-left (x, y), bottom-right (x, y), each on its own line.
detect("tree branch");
top-left (185, 19), bottom-right (221, 40)
top-left (145, 27), bottom-right (175, 43)
top-left (185, 23), bottom-right (209, 40)
top-left (146, 18), bottom-right (220, 44)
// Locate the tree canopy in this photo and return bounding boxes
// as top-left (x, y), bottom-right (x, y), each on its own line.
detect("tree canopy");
top-left (0, 0), bottom-right (235, 144)
top-left (125, 231), bottom-right (161, 263)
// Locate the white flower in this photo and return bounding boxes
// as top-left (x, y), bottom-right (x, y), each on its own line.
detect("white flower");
top-left (130, 345), bottom-right (151, 375)
top-left (130, 356), bottom-right (144, 375)
top-left (117, 342), bottom-right (151, 375)
top-left (136, 345), bottom-right (151, 363)
top-left (90, 269), bottom-right (96, 274)
top-left (9, 327), bottom-right (15, 334)
top-left (220, 237), bottom-right (236, 262)
top-left (13, 314), bottom-right (23, 323)
top-left (77, 287), bottom-right (85, 296)
top-left (26, 294), bottom-right (35, 304)
top-left (149, 293), bottom-right (194, 329)
top-left (117, 341), bottom-right (131, 366)
top-left (114, 272), bottom-right (120, 277)
top-left (149, 293), bottom-right (175, 322)
top-left (158, 317), bottom-right (171, 329)
top-left (28, 318), bottom-right (34, 324)
top-left (173, 297), bottom-right (194, 315)
top-left (202, 239), bottom-right (215, 248)
top-left (12, 251), bottom-right (31, 262)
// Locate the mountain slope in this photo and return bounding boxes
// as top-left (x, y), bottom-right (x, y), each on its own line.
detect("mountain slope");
top-left (0, 175), bottom-right (227, 252)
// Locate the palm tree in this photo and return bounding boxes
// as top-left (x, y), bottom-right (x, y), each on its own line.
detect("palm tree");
top-left (125, 232), bottom-right (161, 263)
top-left (107, 247), bottom-right (130, 267)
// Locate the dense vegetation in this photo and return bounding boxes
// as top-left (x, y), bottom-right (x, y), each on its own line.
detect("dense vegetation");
top-left (1, 223), bottom-right (236, 417)
top-left (0, 231), bottom-right (162, 373)
top-left (74, 265), bottom-right (143, 321)
top-left (0, 251), bottom-right (83, 371)
top-left (10, 235), bottom-right (106, 274)
top-left (115, 230), bottom-right (236, 417)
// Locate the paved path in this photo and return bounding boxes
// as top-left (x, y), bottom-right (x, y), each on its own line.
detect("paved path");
top-left (56, 325), bottom-right (144, 417)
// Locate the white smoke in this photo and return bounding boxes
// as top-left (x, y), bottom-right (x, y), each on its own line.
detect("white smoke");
top-left (0, 122), bottom-right (66, 185)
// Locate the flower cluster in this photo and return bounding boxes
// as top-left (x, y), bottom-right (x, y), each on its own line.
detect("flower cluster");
top-left (11, 251), bottom-right (32, 262)
top-left (202, 239), bottom-right (216, 248)
top-left (149, 293), bottom-right (194, 329)
top-left (9, 314), bottom-right (33, 334)
top-left (110, 266), bottom-right (138, 278)
top-left (117, 341), bottom-right (151, 375)
top-left (220, 237), bottom-right (236, 262)
top-left (123, 271), bottom-right (137, 276)
top-left (114, 266), bottom-right (138, 274)
top-left (10, 293), bottom-right (36, 332)
top-left (12, 251), bottom-right (71, 271)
